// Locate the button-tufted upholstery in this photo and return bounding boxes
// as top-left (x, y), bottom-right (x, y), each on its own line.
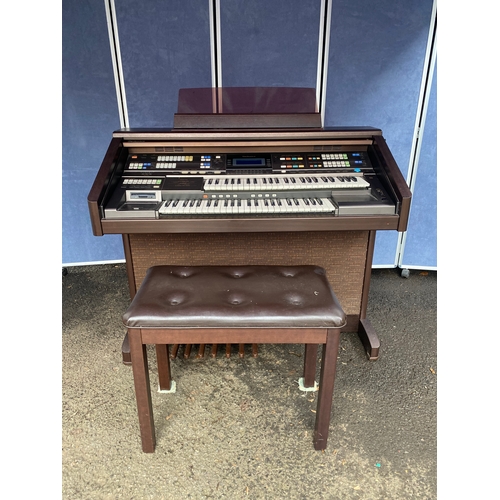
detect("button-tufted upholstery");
top-left (123, 265), bottom-right (346, 329)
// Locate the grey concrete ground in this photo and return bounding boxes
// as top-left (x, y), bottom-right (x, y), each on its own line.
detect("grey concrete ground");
top-left (62, 264), bottom-right (436, 499)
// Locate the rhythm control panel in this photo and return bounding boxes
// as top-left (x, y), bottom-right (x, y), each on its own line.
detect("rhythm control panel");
top-left (124, 151), bottom-right (369, 174)
top-left (125, 153), bottom-right (224, 173)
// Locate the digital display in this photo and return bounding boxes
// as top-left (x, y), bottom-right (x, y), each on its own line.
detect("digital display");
top-left (232, 158), bottom-right (266, 167)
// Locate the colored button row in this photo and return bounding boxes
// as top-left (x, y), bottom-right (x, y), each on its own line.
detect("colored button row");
top-left (157, 155), bottom-right (193, 162)
top-left (280, 164), bottom-right (306, 169)
top-left (280, 156), bottom-right (304, 161)
top-left (322, 153), bottom-right (348, 160)
top-left (128, 162), bottom-right (151, 169)
top-left (323, 161), bottom-right (350, 167)
top-left (123, 178), bottom-right (162, 185)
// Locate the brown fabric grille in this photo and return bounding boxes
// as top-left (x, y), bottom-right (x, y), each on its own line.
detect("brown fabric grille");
top-left (127, 231), bottom-right (369, 316)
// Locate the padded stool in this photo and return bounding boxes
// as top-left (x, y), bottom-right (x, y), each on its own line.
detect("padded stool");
top-left (123, 265), bottom-right (346, 452)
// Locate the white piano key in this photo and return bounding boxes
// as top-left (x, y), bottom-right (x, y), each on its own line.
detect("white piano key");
top-left (169, 199), bottom-right (181, 215)
top-left (275, 198), bottom-right (285, 213)
top-left (237, 199), bottom-right (245, 214)
top-left (301, 198), bottom-right (313, 213)
top-left (244, 199), bottom-right (252, 214)
top-left (204, 199), bottom-right (213, 213)
top-left (214, 199), bottom-right (223, 214)
top-left (249, 199), bottom-right (258, 214)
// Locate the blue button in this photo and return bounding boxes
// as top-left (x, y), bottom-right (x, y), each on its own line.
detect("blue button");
top-left (354, 168), bottom-right (361, 172)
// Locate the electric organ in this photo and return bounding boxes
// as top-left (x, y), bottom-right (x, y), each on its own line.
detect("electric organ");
top-left (88, 88), bottom-right (411, 360)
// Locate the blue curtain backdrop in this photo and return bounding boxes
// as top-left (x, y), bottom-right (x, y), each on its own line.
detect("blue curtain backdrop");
top-left (62, 0), bottom-right (436, 269)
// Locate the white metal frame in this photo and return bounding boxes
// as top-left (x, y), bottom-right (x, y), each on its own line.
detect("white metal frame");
top-left (396, 0), bottom-right (437, 271)
top-left (104, 0), bottom-right (129, 128)
top-left (316, 0), bottom-right (332, 126)
top-left (209, 0), bottom-right (222, 90)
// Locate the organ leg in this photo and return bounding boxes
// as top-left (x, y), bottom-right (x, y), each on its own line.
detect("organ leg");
top-left (357, 230), bottom-right (380, 360)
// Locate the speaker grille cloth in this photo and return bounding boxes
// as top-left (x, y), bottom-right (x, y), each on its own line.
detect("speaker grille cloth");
top-left (128, 231), bottom-right (369, 316)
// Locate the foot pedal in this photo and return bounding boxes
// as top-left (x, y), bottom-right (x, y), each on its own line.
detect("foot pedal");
top-left (170, 344), bottom-right (258, 358)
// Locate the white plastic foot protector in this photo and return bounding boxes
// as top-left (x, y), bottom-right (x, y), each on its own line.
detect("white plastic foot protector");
top-left (158, 380), bottom-right (177, 393)
top-left (298, 377), bottom-right (319, 392)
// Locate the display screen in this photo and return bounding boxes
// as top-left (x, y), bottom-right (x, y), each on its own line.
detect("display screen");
top-left (232, 158), bottom-right (266, 167)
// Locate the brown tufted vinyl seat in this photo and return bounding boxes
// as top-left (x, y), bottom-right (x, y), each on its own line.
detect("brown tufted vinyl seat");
top-left (123, 265), bottom-right (346, 453)
top-left (123, 265), bottom-right (346, 329)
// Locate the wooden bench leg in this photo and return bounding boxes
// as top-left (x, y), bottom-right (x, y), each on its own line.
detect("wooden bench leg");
top-left (313, 328), bottom-right (341, 450)
top-left (303, 344), bottom-right (318, 388)
top-left (156, 344), bottom-right (172, 391)
top-left (129, 329), bottom-right (156, 453)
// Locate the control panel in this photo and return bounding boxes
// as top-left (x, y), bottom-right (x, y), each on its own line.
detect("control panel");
top-left (123, 151), bottom-right (370, 175)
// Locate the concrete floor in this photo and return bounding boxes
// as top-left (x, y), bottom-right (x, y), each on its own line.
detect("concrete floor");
top-left (62, 264), bottom-right (436, 499)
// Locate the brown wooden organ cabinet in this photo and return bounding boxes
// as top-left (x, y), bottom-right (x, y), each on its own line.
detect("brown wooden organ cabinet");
top-left (88, 88), bottom-right (411, 362)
